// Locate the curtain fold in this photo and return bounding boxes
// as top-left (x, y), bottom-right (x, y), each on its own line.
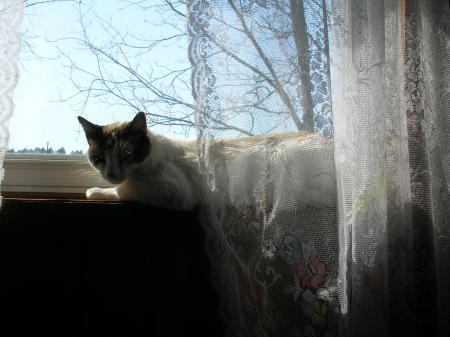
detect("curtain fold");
top-left (189, 0), bottom-right (449, 336)
top-left (331, 1), bottom-right (449, 336)
top-left (1, 0), bottom-right (448, 335)
top-left (0, 0), bottom-right (24, 206)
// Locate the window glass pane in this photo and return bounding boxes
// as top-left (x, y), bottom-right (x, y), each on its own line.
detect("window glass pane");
top-left (9, 0), bottom-right (191, 155)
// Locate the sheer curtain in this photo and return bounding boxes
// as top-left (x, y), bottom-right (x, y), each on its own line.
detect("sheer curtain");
top-left (188, 1), bottom-right (449, 337)
top-left (331, 1), bottom-right (449, 336)
top-left (0, 0), bottom-right (448, 336)
top-left (0, 0), bottom-right (23, 206)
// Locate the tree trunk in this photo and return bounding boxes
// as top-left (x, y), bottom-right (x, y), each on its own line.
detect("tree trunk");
top-left (322, 0), bottom-right (333, 133)
top-left (289, 0), bottom-right (315, 132)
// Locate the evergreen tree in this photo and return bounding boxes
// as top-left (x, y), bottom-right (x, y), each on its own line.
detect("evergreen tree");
top-left (56, 147), bottom-right (66, 154)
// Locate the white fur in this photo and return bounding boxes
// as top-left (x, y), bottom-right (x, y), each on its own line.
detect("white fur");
top-left (86, 131), bottom-right (201, 210)
top-left (86, 129), bottom-right (336, 211)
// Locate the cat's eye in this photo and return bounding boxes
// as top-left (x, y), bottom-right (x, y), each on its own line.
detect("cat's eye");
top-left (120, 152), bottom-right (132, 163)
top-left (90, 156), bottom-right (104, 165)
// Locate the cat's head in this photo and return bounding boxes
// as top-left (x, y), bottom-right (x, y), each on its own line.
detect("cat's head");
top-left (78, 112), bottom-right (151, 184)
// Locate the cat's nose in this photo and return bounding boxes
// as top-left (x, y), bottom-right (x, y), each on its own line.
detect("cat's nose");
top-left (107, 171), bottom-right (116, 180)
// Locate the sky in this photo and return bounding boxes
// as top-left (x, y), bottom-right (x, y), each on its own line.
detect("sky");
top-left (8, 0), bottom-right (327, 154)
top-left (9, 0), bottom-right (191, 154)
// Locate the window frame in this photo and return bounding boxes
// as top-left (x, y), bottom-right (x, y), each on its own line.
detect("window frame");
top-left (1, 153), bottom-right (114, 196)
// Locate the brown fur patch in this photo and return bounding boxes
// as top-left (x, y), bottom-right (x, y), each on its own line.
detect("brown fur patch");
top-left (211, 131), bottom-right (324, 158)
top-left (102, 121), bottom-right (128, 136)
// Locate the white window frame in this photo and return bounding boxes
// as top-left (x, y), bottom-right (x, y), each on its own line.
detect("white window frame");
top-left (1, 154), bottom-right (114, 195)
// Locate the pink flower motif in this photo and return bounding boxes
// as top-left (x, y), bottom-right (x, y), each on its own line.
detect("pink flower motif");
top-left (298, 256), bottom-right (327, 289)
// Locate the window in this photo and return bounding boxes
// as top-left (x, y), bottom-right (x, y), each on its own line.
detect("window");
top-left (4, 0), bottom-right (192, 196)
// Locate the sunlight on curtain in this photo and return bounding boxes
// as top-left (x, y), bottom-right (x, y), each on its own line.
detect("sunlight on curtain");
top-left (188, 0), bottom-right (450, 336)
top-left (0, 0), bottom-right (23, 206)
top-left (330, 1), bottom-right (450, 336)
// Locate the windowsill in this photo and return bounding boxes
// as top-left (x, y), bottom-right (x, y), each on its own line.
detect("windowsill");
top-left (0, 196), bottom-right (147, 208)
top-left (1, 153), bottom-right (114, 195)
top-left (2, 191), bottom-right (87, 200)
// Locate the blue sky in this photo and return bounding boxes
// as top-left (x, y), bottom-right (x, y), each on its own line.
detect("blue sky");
top-left (9, 0), bottom-right (191, 153)
top-left (9, 0), bottom-right (326, 154)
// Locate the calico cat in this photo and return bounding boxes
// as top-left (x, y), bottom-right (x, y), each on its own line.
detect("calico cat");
top-left (78, 112), bottom-right (202, 210)
top-left (79, 112), bottom-right (336, 211)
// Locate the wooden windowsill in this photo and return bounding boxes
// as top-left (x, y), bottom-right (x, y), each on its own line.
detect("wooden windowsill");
top-left (2, 153), bottom-right (114, 195)
top-left (2, 191), bottom-right (87, 200)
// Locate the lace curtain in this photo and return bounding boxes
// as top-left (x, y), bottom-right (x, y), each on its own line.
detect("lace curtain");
top-left (0, 0), bottom-right (23, 206)
top-left (188, 1), bottom-right (450, 337)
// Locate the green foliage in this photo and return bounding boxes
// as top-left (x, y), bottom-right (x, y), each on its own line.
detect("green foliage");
top-left (6, 146), bottom-right (84, 155)
top-left (56, 147), bottom-right (66, 154)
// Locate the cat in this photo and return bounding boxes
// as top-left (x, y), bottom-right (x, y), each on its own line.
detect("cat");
top-left (205, 131), bottom-right (336, 210)
top-left (78, 112), bottom-right (336, 211)
top-left (78, 112), bottom-right (202, 210)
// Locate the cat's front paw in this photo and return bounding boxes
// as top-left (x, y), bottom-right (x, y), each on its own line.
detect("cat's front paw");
top-left (86, 187), bottom-right (106, 200)
top-left (86, 187), bottom-right (119, 201)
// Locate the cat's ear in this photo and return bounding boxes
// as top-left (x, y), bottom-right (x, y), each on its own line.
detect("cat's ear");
top-left (129, 111), bottom-right (147, 133)
top-left (78, 116), bottom-right (102, 140)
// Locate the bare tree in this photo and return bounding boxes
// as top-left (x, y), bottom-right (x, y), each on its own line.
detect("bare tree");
top-left (195, 0), bottom-right (332, 134)
top-left (28, 0), bottom-right (332, 136)
top-left (290, 0), bottom-right (314, 132)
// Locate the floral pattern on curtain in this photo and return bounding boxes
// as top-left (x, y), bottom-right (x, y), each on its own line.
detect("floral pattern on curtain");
top-left (188, 0), bottom-right (450, 336)
top-left (0, 0), bottom-right (23, 206)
